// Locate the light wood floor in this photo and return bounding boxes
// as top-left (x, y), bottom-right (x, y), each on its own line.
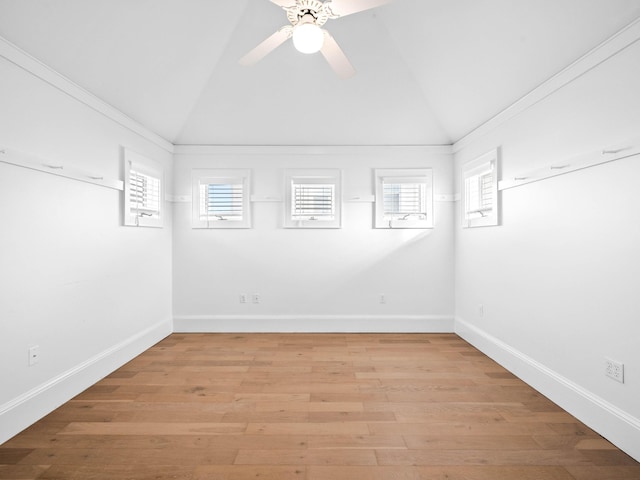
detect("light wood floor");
top-left (1, 333), bottom-right (638, 479)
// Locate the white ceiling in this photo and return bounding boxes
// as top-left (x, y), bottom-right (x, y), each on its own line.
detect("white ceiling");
top-left (1, 0), bottom-right (639, 146)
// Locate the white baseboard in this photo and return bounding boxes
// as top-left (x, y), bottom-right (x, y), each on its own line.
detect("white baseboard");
top-left (455, 317), bottom-right (640, 462)
top-left (0, 319), bottom-right (172, 445)
top-left (174, 314), bottom-right (454, 333)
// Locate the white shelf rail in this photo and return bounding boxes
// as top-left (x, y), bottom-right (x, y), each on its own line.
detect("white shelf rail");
top-left (0, 146), bottom-right (124, 191)
top-left (499, 138), bottom-right (640, 191)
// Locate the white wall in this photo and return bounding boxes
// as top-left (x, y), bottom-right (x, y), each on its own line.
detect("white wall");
top-left (173, 146), bottom-right (455, 332)
top-left (454, 39), bottom-right (640, 460)
top-left (0, 51), bottom-right (173, 443)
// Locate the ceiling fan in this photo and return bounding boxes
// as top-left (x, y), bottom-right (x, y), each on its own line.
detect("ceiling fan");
top-left (239, 0), bottom-right (394, 79)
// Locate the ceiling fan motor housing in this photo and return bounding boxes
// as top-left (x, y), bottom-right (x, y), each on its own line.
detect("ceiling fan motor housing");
top-left (287, 0), bottom-right (331, 26)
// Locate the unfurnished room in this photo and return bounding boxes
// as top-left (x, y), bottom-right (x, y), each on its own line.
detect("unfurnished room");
top-left (1, 0), bottom-right (639, 479)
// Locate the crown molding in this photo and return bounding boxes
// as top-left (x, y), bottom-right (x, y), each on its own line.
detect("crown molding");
top-left (453, 16), bottom-right (640, 153)
top-left (173, 144), bottom-right (453, 156)
top-left (0, 35), bottom-right (174, 154)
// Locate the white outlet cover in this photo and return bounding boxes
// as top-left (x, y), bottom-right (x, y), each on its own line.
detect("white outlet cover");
top-left (605, 358), bottom-right (624, 383)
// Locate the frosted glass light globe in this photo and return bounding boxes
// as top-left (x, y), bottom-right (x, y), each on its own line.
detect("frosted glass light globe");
top-left (292, 23), bottom-right (324, 54)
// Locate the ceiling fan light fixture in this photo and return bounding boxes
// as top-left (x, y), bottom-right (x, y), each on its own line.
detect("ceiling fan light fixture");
top-left (292, 23), bottom-right (324, 54)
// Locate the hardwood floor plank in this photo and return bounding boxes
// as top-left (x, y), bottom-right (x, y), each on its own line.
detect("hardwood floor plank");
top-left (38, 465), bottom-right (198, 480)
top-left (254, 401), bottom-right (364, 412)
top-left (308, 465), bottom-right (576, 480)
top-left (58, 422), bottom-right (247, 436)
top-left (194, 465), bottom-right (306, 480)
top-left (245, 422), bottom-right (370, 436)
top-left (234, 393), bottom-right (310, 403)
top-left (308, 411), bottom-right (396, 423)
top-left (0, 449), bottom-right (34, 464)
top-left (375, 448), bottom-right (593, 466)
top-left (0, 465), bottom-right (50, 480)
top-left (403, 434), bottom-right (542, 450)
top-left (234, 448), bottom-right (378, 466)
top-left (578, 449), bottom-right (640, 466)
top-left (369, 421), bottom-right (558, 436)
top-left (564, 465), bottom-right (640, 479)
top-left (18, 446), bottom-right (238, 466)
top-left (0, 333), bottom-right (636, 480)
top-left (306, 434), bottom-right (406, 450)
top-left (310, 392), bottom-right (389, 403)
top-left (220, 411), bottom-right (310, 423)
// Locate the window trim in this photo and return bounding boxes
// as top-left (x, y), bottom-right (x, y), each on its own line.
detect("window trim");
top-left (374, 168), bottom-right (433, 229)
top-left (123, 148), bottom-right (163, 228)
top-left (284, 168), bottom-right (342, 229)
top-left (462, 148), bottom-right (500, 228)
top-left (191, 169), bottom-right (252, 229)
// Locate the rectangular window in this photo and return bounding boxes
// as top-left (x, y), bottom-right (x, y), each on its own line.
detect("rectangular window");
top-left (375, 169), bottom-right (433, 228)
top-left (285, 169), bottom-right (341, 228)
top-left (192, 169), bottom-right (251, 228)
top-left (123, 149), bottom-right (163, 228)
top-left (292, 182), bottom-right (335, 221)
top-left (462, 148), bottom-right (499, 228)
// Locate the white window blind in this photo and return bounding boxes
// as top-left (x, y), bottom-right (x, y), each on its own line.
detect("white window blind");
top-left (199, 182), bottom-right (244, 222)
top-left (129, 169), bottom-right (161, 220)
top-left (462, 148), bottom-right (499, 228)
top-left (465, 169), bottom-right (493, 219)
top-left (192, 169), bottom-right (251, 229)
top-left (383, 181), bottom-right (427, 219)
top-left (375, 169), bottom-right (433, 229)
top-left (292, 183), bottom-right (335, 221)
top-left (284, 169), bottom-right (341, 228)
top-left (123, 149), bottom-right (163, 228)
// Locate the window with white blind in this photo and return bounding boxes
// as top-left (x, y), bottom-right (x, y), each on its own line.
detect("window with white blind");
top-left (123, 149), bottom-right (163, 228)
top-left (462, 148), bottom-right (499, 228)
top-left (192, 169), bottom-right (251, 228)
top-left (374, 169), bottom-right (433, 229)
top-left (284, 169), bottom-right (341, 228)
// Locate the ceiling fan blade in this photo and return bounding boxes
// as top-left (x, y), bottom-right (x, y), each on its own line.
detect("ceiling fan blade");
top-left (269, 0), bottom-right (297, 7)
top-left (320, 31), bottom-right (356, 79)
top-left (327, 0), bottom-right (394, 17)
top-left (239, 26), bottom-right (293, 66)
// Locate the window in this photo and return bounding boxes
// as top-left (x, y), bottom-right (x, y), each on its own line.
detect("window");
top-left (284, 169), bottom-right (341, 228)
top-left (123, 149), bottom-right (163, 228)
top-left (462, 148), bottom-right (499, 228)
top-left (192, 169), bottom-right (251, 228)
top-left (374, 168), bottom-right (433, 228)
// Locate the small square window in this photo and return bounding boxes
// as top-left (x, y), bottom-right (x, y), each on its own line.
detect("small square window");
top-left (374, 169), bottom-right (433, 229)
top-left (462, 149), bottom-right (499, 228)
top-left (123, 149), bottom-right (163, 228)
top-left (192, 169), bottom-right (251, 228)
top-left (284, 169), bottom-right (341, 228)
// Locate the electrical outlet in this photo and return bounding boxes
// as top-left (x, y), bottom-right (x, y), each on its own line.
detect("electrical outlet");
top-left (605, 358), bottom-right (624, 383)
top-left (239, 294), bottom-right (247, 304)
top-left (252, 294), bottom-right (260, 304)
top-left (379, 294), bottom-right (386, 304)
top-left (28, 345), bottom-right (40, 366)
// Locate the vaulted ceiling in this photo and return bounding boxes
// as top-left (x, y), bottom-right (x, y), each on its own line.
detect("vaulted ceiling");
top-left (1, 0), bottom-right (639, 146)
